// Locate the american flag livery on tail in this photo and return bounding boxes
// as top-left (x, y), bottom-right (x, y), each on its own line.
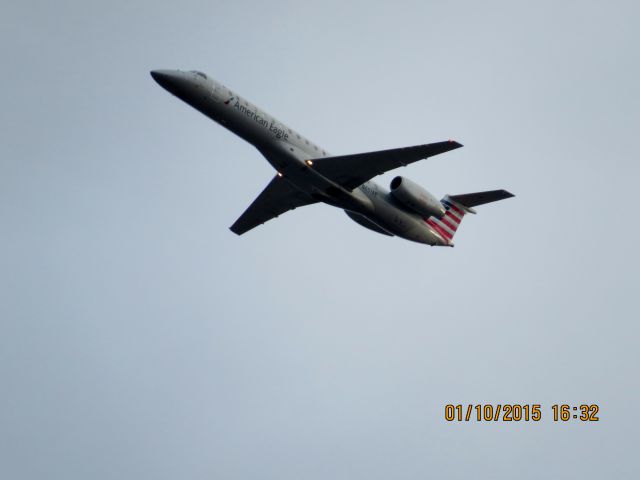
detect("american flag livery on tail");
top-left (425, 196), bottom-right (468, 246)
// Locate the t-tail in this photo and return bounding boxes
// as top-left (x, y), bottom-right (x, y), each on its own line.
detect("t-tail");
top-left (426, 190), bottom-right (514, 246)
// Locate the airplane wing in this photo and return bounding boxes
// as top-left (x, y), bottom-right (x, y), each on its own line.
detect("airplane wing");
top-left (312, 140), bottom-right (463, 190)
top-left (230, 175), bottom-right (318, 235)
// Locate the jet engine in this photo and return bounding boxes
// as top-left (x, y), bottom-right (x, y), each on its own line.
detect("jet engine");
top-left (390, 176), bottom-right (445, 218)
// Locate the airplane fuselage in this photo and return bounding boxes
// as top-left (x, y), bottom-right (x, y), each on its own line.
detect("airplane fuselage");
top-left (151, 70), bottom-right (449, 245)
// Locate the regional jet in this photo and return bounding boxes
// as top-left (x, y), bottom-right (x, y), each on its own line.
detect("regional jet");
top-left (151, 69), bottom-right (514, 246)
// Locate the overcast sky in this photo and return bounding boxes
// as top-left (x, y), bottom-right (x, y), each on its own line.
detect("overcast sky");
top-left (1, 1), bottom-right (639, 479)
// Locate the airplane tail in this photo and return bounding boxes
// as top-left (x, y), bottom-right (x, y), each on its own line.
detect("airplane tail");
top-left (425, 196), bottom-right (469, 244)
top-left (426, 190), bottom-right (514, 245)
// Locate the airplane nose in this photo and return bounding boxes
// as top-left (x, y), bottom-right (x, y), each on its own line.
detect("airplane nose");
top-left (150, 69), bottom-right (194, 97)
top-left (150, 69), bottom-right (167, 81)
top-left (150, 69), bottom-right (179, 87)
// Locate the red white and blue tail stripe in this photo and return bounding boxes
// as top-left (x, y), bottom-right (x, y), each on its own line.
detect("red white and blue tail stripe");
top-left (425, 195), bottom-right (469, 245)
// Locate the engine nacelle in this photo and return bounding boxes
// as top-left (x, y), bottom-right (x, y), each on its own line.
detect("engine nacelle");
top-left (390, 176), bottom-right (445, 218)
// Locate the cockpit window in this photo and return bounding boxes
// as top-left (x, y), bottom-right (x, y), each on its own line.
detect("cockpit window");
top-left (192, 71), bottom-right (207, 79)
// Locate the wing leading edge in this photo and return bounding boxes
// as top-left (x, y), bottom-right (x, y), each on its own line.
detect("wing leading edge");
top-left (230, 175), bottom-right (317, 235)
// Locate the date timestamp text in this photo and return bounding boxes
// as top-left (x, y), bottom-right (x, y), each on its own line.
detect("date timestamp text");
top-left (444, 404), bottom-right (599, 422)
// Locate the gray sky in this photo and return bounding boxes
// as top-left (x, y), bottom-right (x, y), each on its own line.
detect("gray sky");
top-left (1, 1), bottom-right (638, 478)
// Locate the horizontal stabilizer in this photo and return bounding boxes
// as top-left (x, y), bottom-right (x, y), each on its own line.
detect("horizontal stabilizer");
top-left (449, 189), bottom-right (514, 208)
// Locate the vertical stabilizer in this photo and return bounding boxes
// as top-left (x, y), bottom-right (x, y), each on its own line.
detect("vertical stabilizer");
top-left (424, 196), bottom-right (469, 245)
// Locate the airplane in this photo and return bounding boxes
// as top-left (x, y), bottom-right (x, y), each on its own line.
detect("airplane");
top-left (151, 69), bottom-right (514, 246)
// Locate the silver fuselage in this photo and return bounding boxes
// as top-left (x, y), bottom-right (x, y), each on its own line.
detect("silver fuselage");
top-left (152, 70), bottom-right (446, 245)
